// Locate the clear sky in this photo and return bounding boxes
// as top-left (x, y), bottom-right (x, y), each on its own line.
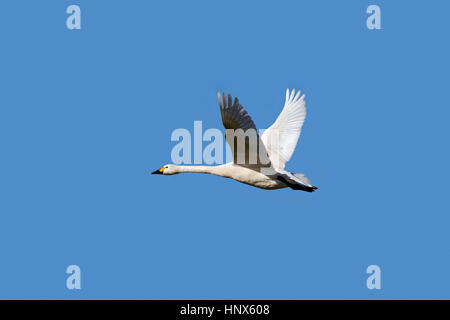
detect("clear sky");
top-left (1, 0), bottom-right (449, 299)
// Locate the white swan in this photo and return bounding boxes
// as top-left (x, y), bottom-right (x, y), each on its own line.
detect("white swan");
top-left (152, 89), bottom-right (317, 192)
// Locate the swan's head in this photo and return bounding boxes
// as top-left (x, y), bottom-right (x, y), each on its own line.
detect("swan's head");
top-left (151, 164), bottom-right (178, 175)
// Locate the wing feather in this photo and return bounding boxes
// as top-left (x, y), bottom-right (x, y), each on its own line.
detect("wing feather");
top-left (261, 88), bottom-right (306, 169)
top-left (217, 92), bottom-right (269, 167)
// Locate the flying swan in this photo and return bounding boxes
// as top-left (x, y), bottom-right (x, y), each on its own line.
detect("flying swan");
top-left (152, 89), bottom-right (317, 192)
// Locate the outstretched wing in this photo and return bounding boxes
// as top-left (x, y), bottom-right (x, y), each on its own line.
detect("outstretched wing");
top-left (217, 92), bottom-right (270, 167)
top-left (261, 89), bottom-right (306, 169)
top-left (218, 92), bottom-right (257, 132)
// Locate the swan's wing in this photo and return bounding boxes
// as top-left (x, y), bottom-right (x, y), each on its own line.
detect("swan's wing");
top-left (261, 88), bottom-right (306, 169)
top-left (217, 92), bottom-right (270, 167)
top-left (218, 92), bottom-right (257, 132)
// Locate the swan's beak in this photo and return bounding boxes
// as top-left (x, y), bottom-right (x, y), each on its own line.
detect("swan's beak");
top-left (152, 167), bottom-right (165, 175)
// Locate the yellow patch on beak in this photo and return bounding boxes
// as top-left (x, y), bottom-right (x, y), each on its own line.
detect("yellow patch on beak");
top-left (159, 167), bottom-right (166, 173)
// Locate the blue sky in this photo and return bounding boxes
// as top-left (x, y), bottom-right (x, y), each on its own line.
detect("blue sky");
top-left (0, 0), bottom-right (449, 299)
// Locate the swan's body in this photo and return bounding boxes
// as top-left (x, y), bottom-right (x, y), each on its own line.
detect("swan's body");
top-left (153, 89), bottom-right (317, 192)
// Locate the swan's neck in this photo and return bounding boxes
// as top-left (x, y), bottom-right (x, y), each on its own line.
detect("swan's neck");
top-left (174, 165), bottom-right (220, 175)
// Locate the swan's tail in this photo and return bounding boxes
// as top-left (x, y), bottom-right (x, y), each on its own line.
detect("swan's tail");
top-left (277, 172), bottom-right (318, 192)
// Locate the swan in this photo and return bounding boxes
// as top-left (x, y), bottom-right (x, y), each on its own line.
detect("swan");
top-left (152, 89), bottom-right (318, 192)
